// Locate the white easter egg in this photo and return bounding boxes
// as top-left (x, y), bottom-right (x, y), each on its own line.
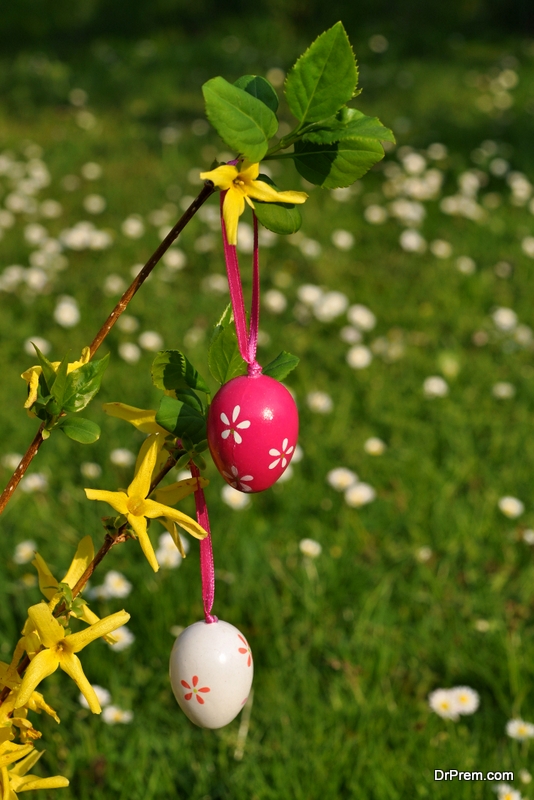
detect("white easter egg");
top-left (169, 619), bottom-right (253, 729)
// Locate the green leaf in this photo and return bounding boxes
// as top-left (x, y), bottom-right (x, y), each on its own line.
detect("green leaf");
top-left (51, 353), bottom-right (69, 406)
top-left (155, 396), bottom-right (207, 445)
top-left (292, 138), bottom-right (385, 188)
top-left (234, 75), bottom-right (279, 113)
top-left (62, 354), bottom-right (110, 413)
top-left (262, 351), bottom-right (300, 381)
top-left (57, 581), bottom-right (73, 607)
top-left (210, 303), bottom-right (234, 346)
top-left (174, 388), bottom-right (205, 414)
top-left (32, 345), bottom-right (57, 394)
top-left (202, 76), bottom-right (278, 162)
top-left (151, 350), bottom-right (210, 394)
top-left (253, 174), bottom-right (302, 235)
top-left (302, 108), bottom-right (395, 146)
top-left (285, 22), bottom-right (357, 125)
top-left (208, 323), bottom-right (247, 384)
top-left (59, 417), bottom-right (101, 444)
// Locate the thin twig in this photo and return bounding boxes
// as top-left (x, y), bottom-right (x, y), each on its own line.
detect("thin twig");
top-left (89, 182), bottom-right (215, 358)
top-left (0, 182), bottom-right (215, 516)
top-left (0, 445), bottom-right (184, 707)
top-left (0, 423), bottom-right (45, 515)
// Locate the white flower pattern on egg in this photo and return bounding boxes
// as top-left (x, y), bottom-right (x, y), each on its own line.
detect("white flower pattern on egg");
top-left (268, 438), bottom-right (294, 470)
top-left (220, 405), bottom-right (251, 444)
top-left (222, 465), bottom-right (254, 492)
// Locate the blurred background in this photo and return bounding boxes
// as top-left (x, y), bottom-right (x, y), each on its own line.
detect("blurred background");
top-left (1, 2), bottom-right (534, 799)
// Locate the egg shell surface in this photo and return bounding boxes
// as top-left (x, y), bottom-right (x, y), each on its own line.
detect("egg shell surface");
top-left (169, 619), bottom-right (253, 729)
top-left (207, 373), bottom-right (299, 493)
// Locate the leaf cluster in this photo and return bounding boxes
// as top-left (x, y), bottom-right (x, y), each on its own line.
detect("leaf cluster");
top-left (30, 346), bottom-right (109, 444)
top-left (201, 21), bottom-right (395, 235)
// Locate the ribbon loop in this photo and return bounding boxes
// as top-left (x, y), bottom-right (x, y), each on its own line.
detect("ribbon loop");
top-left (190, 462), bottom-right (217, 624)
top-left (220, 191), bottom-right (262, 375)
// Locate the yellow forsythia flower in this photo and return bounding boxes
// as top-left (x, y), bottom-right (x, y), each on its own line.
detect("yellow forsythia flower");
top-left (200, 160), bottom-right (307, 245)
top-left (14, 603), bottom-right (130, 714)
top-left (85, 434), bottom-right (207, 572)
top-left (21, 347), bottom-right (90, 409)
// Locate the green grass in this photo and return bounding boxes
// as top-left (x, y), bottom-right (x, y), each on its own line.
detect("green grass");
top-left (2, 30), bottom-right (534, 800)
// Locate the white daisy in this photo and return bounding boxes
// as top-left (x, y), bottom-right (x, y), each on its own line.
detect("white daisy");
top-left (428, 688), bottom-right (459, 720)
top-left (423, 376), bottom-right (449, 398)
top-left (13, 540), bottom-right (37, 565)
top-left (498, 496), bottom-right (524, 519)
top-left (506, 719), bottom-right (534, 740)
top-left (102, 705), bottom-right (134, 725)
top-left (345, 482), bottom-right (376, 507)
top-left (364, 437), bottom-right (386, 456)
top-left (492, 307), bottom-right (517, 332)
top-left (221, 484), bottom-right (251, 510)
top-left (306, 391), bottom-right (333, 414)
top-left (346, 345), bottom-right (373, 369)
top-left (327, 468), bottom-right (358, 491)
top-left (299, 539), bottom-right (322, 558)
top-left (107, 626), bottom-right (135, 651)
top-left (451, 686), bottom-right (480, 715)
top-left (347, 304), bottom-right (376, 331)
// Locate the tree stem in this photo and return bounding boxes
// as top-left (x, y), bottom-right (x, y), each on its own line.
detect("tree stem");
top-left (0, 182), bottom-right (215, 516)
top-left (89, 182), bottom-right (215, 358)
top-left (0, 423), bottom-right (45, 515)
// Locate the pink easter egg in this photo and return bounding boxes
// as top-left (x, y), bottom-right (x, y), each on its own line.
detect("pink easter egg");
top-left (169, 619), bottom-right (253, 729)
top-left (207, 374), bottom-right (299, 493)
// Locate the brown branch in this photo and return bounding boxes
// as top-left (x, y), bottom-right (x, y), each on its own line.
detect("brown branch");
top-left (88, 182), bottom-right (215, 358)
top-left (0, 182), bottom-right (215, 516)
top-left (0, 423), bottom-right (46, 515)
top-left (0, 447), bottom-right (185, 706)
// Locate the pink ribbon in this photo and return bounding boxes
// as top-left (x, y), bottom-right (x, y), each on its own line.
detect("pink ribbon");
top-left (190, 462), bottom-right (217, 624)
top-left (220, 191), bottom-right (262, 377)
top-left (191, 187), bottom-right (263, 623)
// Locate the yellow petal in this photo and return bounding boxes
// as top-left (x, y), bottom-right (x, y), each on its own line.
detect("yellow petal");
top-left (133, 432), bottom-right (167, 480)
top-left (66, 609), bottom-right (130, 653)
top-left (154, 476), bottom-right (208, 506)
top-left (223, 187), bottom-right (246, 245)
top-left (27, 604), bottom-right (63, 649)
top-left (25, 691), bottom-right (60, 724)
top-left (102, 402), bottom-right (167, 434)
top-left (15, 650), bottom-right (59, 709)
top-left (66, 347), bottom-right (90, 374)
top-left (20, 368), bottom-right (41, 409)
top-left (199, 164), bottom-right (238, 190)
top-left (84, 489), bottom-right (129, 516)
top-left (0, 743), bottom-right (33, 768)
top-left (9, 748), bottom-right (42, 777)
top-left (128, 435), bottom-right (164, 501)
top-left (12, 775), bottom-right (69, 792)
top-left (162, 520), bottom-right (186, 558)
top-left (58, 652), bottom-right (101, 714)
top-left (10, 773), bottom-right (70, 791)
top-left (21, 632), bottom-right (41, 662)
top-left (61, 536), bottom-right (94, 589)
top-left (239, 160), bottom-right (260, 181)
top-left (76, 605), bottom-right (117, 645)
top-left (248, 180), bottom-right (308, 205)
top-left (142, 499), bottom-right (207, 540)
top-left (0, 664), bottom-right (15, 689)
top-left (127, 514), bottom-right (159, 572)
top-left (31, 555), bottom-right (58, 601)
